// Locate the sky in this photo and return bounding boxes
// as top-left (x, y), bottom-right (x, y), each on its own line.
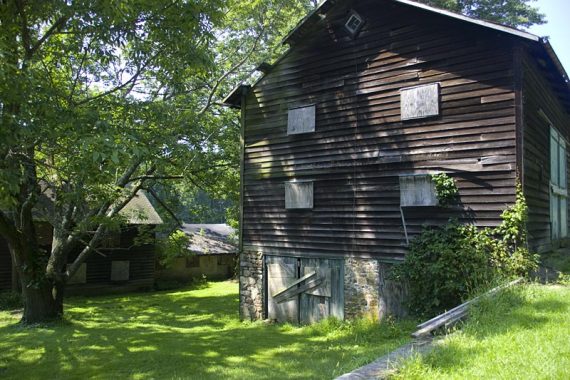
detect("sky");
top-left (528, 0), bottom-right (570, 73)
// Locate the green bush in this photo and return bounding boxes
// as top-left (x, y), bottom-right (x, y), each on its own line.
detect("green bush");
top-left (156, 230), bottom-right (194, 268)
top-left (0, 292), bottom-right (22, 311)
top-left (395, 222), bottom-right (493, 317)
top-left (396, 183), bottom-right (538, 317)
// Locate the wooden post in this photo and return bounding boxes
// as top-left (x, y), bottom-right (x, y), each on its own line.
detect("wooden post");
top-left (412, 278), bottom-right (523, 338)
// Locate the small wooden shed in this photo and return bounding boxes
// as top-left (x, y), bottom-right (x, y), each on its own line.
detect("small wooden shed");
top-left (224, 0), bottom-right (570, 323)
top-left (1, 191), bottom-right (163, 295)
top-left (156, 224), bottom-right (238, 282)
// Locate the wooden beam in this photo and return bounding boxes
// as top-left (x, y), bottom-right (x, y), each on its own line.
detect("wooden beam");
top-left (275, 277), bottom-right (323, 304)
top-left (272, 271), bottom-right (317, 299)
top-left (412, 278), bottom-right (523, 338)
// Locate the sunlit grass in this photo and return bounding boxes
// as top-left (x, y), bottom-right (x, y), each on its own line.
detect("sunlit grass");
top-left (0, 281), bottom-right (414, 379)
top-left (392, 284), bottom-right (570, 380)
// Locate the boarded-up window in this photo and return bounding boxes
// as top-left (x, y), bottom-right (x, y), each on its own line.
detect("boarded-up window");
top-left (67, 263), bottom-right (87, 285)
top-left (111, 260), bottom-right (130, 281)
top-left (287, 105), bottom-right (315, 135)
top-left (285, 181), bottom-right (314, 209)
top-left (399, 175), bottom-right (438, 207)
top-left (400, 83), bottom-right (440, 120)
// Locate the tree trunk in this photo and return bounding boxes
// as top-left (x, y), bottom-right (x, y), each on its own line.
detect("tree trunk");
top-left (20, 276), bottom-right (64, 324)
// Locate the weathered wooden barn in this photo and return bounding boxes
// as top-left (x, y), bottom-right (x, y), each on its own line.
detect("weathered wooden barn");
top-left (224, 0), bottom-right (570, 323)
top-left (0, 191), bottom-right (162, 295)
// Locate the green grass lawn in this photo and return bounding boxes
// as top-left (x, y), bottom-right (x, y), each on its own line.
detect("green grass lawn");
top-left (392, 284), bottom-right (570, 380)
top-left (0, 281), bottom-right (414, 380)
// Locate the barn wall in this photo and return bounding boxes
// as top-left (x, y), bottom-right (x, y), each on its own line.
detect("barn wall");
top-left (522, 51), bottom-right (570, 253)
top-left (242, 0), bottom-right (518, 263)
top-left (0, 226), bottom-right (157, 295)
top-left (156, 254), bottom-right (236, 282)
top-left (0, 238), bottom-right (12, 291)
top-left (67, 226), bottom-right (156, 294)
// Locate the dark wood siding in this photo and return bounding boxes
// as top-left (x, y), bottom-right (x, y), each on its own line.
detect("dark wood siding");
top-left (0, 226), bottom-right (156, 293)
top-left (242, 0), bottom-right (518, 261)
top-left (0, 238), bottom-right (11, 291)
top-left (68, 226), bottom-right (156, 291)
top-left (522, 51), bottom-right (570, 253)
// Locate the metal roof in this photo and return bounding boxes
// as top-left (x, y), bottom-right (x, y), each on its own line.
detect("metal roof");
top-left (181, 224), bottom-right (237, 255)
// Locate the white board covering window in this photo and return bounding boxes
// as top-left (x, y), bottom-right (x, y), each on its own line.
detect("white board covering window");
top-left (287, 105), bottom-right (315, 135)
top-left (400, 83), bottom-right (440, 121)
top-left (550, 126), bottom-right (568, 239)
top-left (285, 181), bottom-right (313, 209)
top-left (399, 175), bottom-right (438, 207)
top-left (111, 260), bottom-right (130, 281)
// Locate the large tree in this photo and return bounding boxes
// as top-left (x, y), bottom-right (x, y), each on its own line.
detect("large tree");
top-left (0, 0), bottom-right (315, 324)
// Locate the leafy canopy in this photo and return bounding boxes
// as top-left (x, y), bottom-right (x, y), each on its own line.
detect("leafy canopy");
top-left (417, 0), bottom-right (545, 28)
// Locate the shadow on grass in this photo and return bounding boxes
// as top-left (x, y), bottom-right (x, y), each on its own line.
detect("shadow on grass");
top-left (0, 282), bottom-right (414, 380)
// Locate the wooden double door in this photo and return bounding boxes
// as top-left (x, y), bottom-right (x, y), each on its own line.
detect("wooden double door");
top-left (265, 256), bottom-right (344, 324)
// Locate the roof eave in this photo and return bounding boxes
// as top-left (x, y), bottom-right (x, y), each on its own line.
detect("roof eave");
top-left (541, 39), bottom-right (570, 87)
top-left (222, 84), bottom-right (250, 109)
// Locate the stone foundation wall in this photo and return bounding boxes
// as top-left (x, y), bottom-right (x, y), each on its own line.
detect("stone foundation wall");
top-left (239, 250), bottom-right (264, 320)
top-left (239, 253), bottom-right (407, 322)
top-left (344, 258), bottom-right (408, 320)
top-left (344, 258), bottom-right (381, 319)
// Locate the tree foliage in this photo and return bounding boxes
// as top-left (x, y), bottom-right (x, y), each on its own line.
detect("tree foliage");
top-left (0, 0), bottom-right (316, 323)
top-left (416, 0), bottom-right (545, 28)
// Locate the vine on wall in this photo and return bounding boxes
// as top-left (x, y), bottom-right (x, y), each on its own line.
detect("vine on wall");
top-left (430, 173), bottom-right (459, 206)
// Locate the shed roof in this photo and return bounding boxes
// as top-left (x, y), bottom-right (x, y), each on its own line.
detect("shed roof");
top-left (223, 0), bottom-right (570, 112)
top-left (181, 224), bottom-right (237, 255)
top-left (119, 191), bottom-right (163, 225)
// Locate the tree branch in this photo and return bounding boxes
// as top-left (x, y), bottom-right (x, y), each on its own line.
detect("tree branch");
top-left (73, 48), bottom-right (165, 106)
top-left (29, 15), bottom-right (69, 57)
top-left (129, 175), bottom-right (183, 182)
top-left (66, 165), bottom-right (155, 278)
top-left (73, 69), bottom-right (142, 106)
top-left (69, 39), bottom-right (93, 102)
top-left (146, 187), bottom-right (183, 227)
top-left (15, 0), bottom-right (32, 58)
top-left (197, 29), bottom-right (265, 115)
top-left (77, 238), bottom-right (108, 258)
